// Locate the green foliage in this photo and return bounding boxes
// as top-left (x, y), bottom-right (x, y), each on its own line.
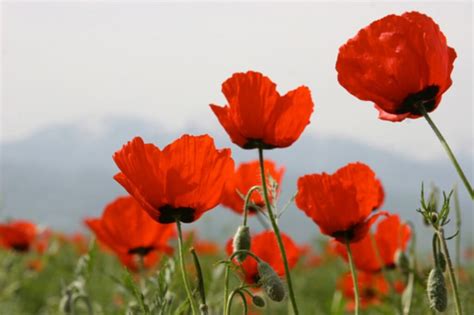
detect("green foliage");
top-left (0, 236), bottom-right (473, 315)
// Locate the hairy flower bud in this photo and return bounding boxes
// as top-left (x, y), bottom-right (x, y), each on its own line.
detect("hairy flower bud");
top-left (427, 267), bottom-right (447, 312)
top-left (199, 303), bottom-right (208, 314)
top-left (232, 226), bottom-right (251, 262)
top-left (252, 295), bottom-right (265, 308)
top-left (437, 252), bottom-right (446, 272)
top-left (394, 250), bottom-right (409, 274)
top-left (257, 261), bottom-right (286, 302)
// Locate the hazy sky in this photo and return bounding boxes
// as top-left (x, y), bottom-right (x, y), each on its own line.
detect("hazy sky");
top-left (2, 1), bottom-right (472, 161)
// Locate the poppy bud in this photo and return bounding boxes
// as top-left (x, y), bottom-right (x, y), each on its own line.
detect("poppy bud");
top-left (252, 295), bottom-right (265, 308)
top-left (257, 261), bottom-right (286, 302)
top-left (427, 267), bottom-right (447, 312)
top-left (59, 290), bottom-right (73, 314)
top-left (437, 252), bottom-right (446, 272)
top-left (394, 250), bottom-right (409, 274)
top-left (199, 303), bottom-right (208, 315)
top-left (232, 226), bottom-right (251, 262)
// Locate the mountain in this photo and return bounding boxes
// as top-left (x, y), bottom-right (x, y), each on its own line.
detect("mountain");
top-left (1, 117), bottom-right (472, 251)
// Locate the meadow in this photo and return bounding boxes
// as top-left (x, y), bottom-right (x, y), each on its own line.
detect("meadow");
top-left (1, 8), bottom-right (473, 315)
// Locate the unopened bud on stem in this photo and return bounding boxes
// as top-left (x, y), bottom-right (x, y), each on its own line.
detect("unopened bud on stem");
top-left (427, 267), bottom-right (447, 312)
top-left (233, 226), bottom-right (251, 262)
top-left (257, 261), bottom-right (286, 302)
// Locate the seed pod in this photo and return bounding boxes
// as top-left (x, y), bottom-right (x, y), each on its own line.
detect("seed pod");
top-left (59, 290), bottom-right (73, 314)
top-left (257, 261), bottom-right (286, 302)
top-left (437, 252), bottom-right (446, 272)
top-left (252, 295), bottom-right (265, 308)
top-left (199, 303), bottom-right (208, 315)
top-left (232, 226), bottom-right (251, 262)
top-left (427, 267), bottom-right (447, 312)
top-left (394, 250), bottom-right (409, 274)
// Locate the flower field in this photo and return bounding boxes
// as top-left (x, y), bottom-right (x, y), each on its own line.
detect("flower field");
top-left (1, 8), bottom-right (473, 315)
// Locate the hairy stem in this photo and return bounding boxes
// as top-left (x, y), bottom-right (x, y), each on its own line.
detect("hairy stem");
top-left (417, 104), bottom-right (473, 199)
top-left (437, 228), bottom-right (463, 315)
top-left (176, 220), bottom-right (198, 315)
top-left (258, 147), bottom-right (299, 315)
top-left (345, 237), bottom-right (359, 315)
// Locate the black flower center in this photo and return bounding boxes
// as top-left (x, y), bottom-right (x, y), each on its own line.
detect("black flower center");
top-left (243, 139), bottom-right (276, 150)
top-left (399, 85), bottom-right (439, 115)
top-left (128, 246), bottom-right (155, 256)
top-left (158, 205), bottom-right (196, 223)
top-left (363, 288), bottom-right (377, 299)
top-left (332, 229), bottom-right (354, 242)
top-left (12, 243), bottom-right (29, 252)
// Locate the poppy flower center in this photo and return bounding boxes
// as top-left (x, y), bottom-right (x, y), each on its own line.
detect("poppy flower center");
top-left (243, 139), bottom-right (276, 150)
top-left (400, 85), bottom-right (439, 115)
top-left (158, 205), bottom-right (196, 223)
top-left (247, 202), bottom-right (264, 213)
top-left (12, 243), bottom-right (30, 252)
top-left (128, 246), bottom-right (155, 256)
top-left (332, 229), bottom-right (355, 242)
top-left (362, 288), bottom-right (377, 299)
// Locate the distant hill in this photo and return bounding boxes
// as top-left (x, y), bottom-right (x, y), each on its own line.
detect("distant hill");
top-left (1, 117), bottom-right (472, 251)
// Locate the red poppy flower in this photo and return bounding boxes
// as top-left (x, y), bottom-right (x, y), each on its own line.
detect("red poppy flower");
top-left (118, 251), bottom-right (161, 272)
top-left (221, 160), bottom-right (285, 215)
top-left (210, 71), bottom-right (314, 149)
top-left (85, 196), bottom-right (175, 269)
top-left (226, 230), bottom-right (300, 285)
top-left (336, 11), bottom-right (456, 122)
top-left (339, 271), bottom-right (389, 310)
top-left (374, 179), bottom-right (385, 211)
top-left (295, 163), bottom-right (386, 243)
top-left (0, 220), bottom-right (37, 252)
top-left (113, 134), bottom-right (234, 224)
top-left (332, 214), bottom-right (411, 272)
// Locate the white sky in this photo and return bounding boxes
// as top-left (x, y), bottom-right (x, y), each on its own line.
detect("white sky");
top-left (1, 1), bottom-right (472, 161)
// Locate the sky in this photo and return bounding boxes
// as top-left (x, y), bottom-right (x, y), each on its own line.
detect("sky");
top-left (1, 1), bottom-right (473, 162)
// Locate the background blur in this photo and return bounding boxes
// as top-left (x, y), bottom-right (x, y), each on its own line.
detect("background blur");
top-left (1, 2), bottom-right (472, 251)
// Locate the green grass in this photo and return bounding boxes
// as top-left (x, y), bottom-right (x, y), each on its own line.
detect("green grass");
top-left (0, 236), bottom-right (472, 315)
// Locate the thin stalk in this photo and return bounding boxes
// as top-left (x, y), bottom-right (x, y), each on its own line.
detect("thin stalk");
top-left (345, 237), bottom-right (359, 315)
top-left (190, 248), bottom-right (208, 315)
top-left (369, 234), bottom-right (395, 292)
top-left (224, 250), bottom-right (261, 315)
top-left (437, 228), bottom-right (463, 315)
top-left (176, 220), bottom-right (198, 315)
top-left (453, 186), bottom-right (461, 276)
top-left (417, 104), bottom-right (473, 199)
top-left (258, 147), bottom-right (299, 315)
top-left (227, 289), bottom-right (248, 315)
top-left (242, 186), bottom-right (261, 226)
top-left (255, 210), bottom-right (271, 230)
top-left (223, 262), bottom-right (231, 315)
top-left (432, 233), bottom-right (439, 267)
top-left (402, 222), bottom-right (417, 315)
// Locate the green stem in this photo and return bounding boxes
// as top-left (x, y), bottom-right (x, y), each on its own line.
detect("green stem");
top-left (223, 262), bottom-right (230, 315)
top-left (255, 210), bottom-right (271, 230)
top-left (176, 220), bottom-right (198, 315)
top-left (345, 237), bottom-right (359, 315)
top-left (402, 222), bottom-right (417, 315)
top-left (242, 186), bottom-right (261, 226)
top-left (453, 186), bottom-right (461, 276)
top-left (437, 229), bottom-right (463, 315)
top-left (224, 250), bottom-right (260, 315)
top-left (417, 105), bottom-right (473, 199)
top-left (257, 147), bottom-right (299, 315)
top-left (190, 248), bottom-right (208, 315)
top-left (432, 233), bottom-right (439, 267)
top-left (227, 289), bottom-right (248, 315)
